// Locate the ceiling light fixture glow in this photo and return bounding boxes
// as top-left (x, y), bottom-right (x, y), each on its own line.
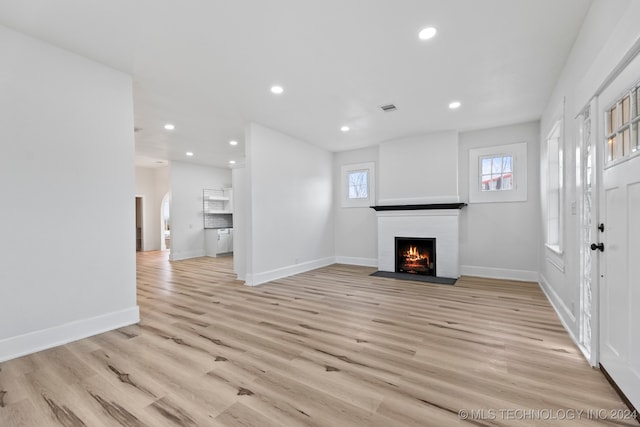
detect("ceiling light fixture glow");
top-left (229, 140), bottom-right (238, 146)
top-left (418, 27), bottom-right (437, 40)
top-left (229, 160), bottom-right (236, 164)
top-left (164, 123), bottom-right (175, 130)
top-left (449, 101), bottom-right (461, 109)
top-left (270, 85), bottom-right (284, 94)
top-left (185, 151), bottom-right (194, 156)
top-left (340, 126), bottom-right (350, 132)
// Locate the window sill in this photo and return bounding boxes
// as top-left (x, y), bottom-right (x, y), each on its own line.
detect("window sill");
top-left (545, 244), bottom-right (563, 256)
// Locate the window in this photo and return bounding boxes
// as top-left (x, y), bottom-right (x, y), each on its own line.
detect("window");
top-left (480, 155), bottom-right (513, 191)
top-left (546, 121), bottom-right (563, 252)
top-left (348, 170), bottom-right (369, 199)
top-left (468, 142), bottom-right (527, 203)
top-left (605, 84), bottom-right (640, 165)
top-left (341, 162), bottom-right (375, 207)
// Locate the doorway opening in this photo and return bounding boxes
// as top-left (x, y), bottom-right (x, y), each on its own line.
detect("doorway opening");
top-left (161, 192), bottom-right (171, 251)
top-left (135, 196), bottom-right (143, 251)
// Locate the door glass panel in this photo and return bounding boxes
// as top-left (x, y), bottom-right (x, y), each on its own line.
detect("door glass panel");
top-left (622, 128), bottom-right (630, 156)
top-left (609, 105), bottom-right (617, 134)
top-left (633, 123), bottom-right (639, 154)
top-left (622, 96), bottom-right (630, 125)
top-left (608, 136), bottom-right (617, 162)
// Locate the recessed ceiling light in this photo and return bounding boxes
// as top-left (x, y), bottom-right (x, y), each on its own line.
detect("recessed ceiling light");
top-left (229, 160), bottom-right (236, 164)
top-left (164, 123), bottom-right (175, 130)
top-left (449, 101), bottom-right (461, 109)
top-left (418, 27), bottom-right (437, 40)
top-left (271, 85), bottom-right (284, 94)
top-left (186, 152), bottom-right (194, 156)
top-left (229, 140), bottom-right (238, 146)
top-left (340, 126), bottom-right (350, 132)
top-left (418, 27), bottom-right (438, 40)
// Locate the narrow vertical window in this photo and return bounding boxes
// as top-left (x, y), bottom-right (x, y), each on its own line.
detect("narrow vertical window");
top-left (546, 121), bottom-right (562, 252)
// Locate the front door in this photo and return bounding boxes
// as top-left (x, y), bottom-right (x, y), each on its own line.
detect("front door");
top-left (598, 76), bottom-right (640, 410)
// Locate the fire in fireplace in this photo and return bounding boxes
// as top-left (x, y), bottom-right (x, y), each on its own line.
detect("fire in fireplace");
top-left (395, 237), bottom-right (435, 276)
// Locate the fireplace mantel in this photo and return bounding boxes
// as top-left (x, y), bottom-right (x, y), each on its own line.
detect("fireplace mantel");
top-left (370, 203), bottom-right (467, 211)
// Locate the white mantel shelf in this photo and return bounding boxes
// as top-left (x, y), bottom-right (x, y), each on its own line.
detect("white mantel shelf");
top-left (370, 203), bottom-right (467, 211)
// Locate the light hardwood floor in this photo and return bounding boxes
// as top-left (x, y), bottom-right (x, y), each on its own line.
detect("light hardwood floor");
top-left (0, 251), bottom-right (637, 426)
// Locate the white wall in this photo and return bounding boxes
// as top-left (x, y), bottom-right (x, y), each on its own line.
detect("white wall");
top-left (0, 25), bottom-right (139, 361)
top-left (539, 0), bottom-right (640, 339)
top-left (169, 161), bottom-right (231, 260)
top-left (333, 147), bottom-right (379, 266)
top-left (135, 166), bottom-right (168, 251)
top-left (232, 166), bottom-right (247, 279)
top-left (243, 123), bottom-right (334, 286)
top-left (379, 131), bottom-right (459, 204)
top-left (458, 121), bottom-right (541, 281)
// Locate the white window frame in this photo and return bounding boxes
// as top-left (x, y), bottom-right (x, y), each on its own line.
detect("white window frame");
top-left (341, 162), bottom-right (375, 208)
top-left (468, 142), bottom-right (527, 203)
top-left (545, 120), bottom-right (563, 255)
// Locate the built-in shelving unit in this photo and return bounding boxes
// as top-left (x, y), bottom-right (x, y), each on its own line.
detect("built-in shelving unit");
top-left (203, 188), bottom-right (233, 229)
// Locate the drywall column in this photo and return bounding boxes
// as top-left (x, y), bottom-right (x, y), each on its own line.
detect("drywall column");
top-left (0, 25), bottom-right (139, 361)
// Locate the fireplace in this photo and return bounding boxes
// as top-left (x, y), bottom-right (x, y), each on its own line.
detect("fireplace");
top-left (395, 237), bottom-right (435, 276)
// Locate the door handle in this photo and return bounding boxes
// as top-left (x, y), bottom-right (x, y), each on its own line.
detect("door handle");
top-left (590, 243), bottom-right (604, 252)
top-left (598, 223), bottom-right (605, 232)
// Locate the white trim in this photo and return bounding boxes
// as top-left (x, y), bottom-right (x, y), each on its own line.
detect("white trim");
top-left (377, 195), bottom-right (460, 205)
top-left (0, 306), bottom-right (140, 363)
top-left (539, 273), bottom-right (576, 324)
top-left (468, 142), bottom-right (528, 203)
top-left (341, 162), bottom-right (376, 208)
top-left (460, 265), bottom-right (538, 282)
top-left (244, 256), bottom-right (335, 287)
top-left (538, 274), bottom-right (581, 354)
top-left (545, 249), bottom-right (565, 273)
top-left (335, 256), bottom-right (378, 267)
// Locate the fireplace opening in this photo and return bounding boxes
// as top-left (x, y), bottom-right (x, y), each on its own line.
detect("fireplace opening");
top-left (395, 237), bottom-right (435, 276)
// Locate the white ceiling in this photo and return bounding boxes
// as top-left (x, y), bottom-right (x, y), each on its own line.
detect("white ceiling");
top-left (0, 0), bottom-right (592, 168)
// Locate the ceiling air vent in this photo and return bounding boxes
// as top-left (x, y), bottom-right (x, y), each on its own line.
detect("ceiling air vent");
top-left (380, 104), bottom-right (397, 112)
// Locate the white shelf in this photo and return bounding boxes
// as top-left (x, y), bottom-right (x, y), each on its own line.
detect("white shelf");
top-left (203, 188), bottom-right (233, 229)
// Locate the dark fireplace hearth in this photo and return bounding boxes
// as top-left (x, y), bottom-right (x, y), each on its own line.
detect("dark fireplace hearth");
top-left (395, 237), bottom-right (435, 276)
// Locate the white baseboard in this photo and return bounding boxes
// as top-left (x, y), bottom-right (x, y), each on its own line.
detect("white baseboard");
top-left (244, 256), bottom-right (336, 287)
top-left (538, 273), bottom-right (585, 362)
top-left (0, 306), bottom-right (140, 363)
top-left (334, 256), bottom-right (378, 268)
top-left (538, 272), bottom-right (577, 326)
top-left (459, 265), bottom-right (538, 282)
